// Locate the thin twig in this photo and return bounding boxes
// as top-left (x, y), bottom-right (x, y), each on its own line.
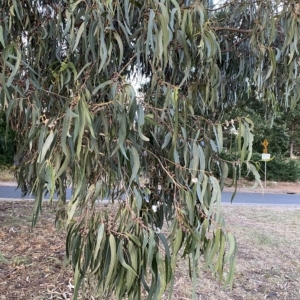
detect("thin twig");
top-left (213, 26), bottom-right (253, 33)
top-left (40, 88), bottom-right (70, 100)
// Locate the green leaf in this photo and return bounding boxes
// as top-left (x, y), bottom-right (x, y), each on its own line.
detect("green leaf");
top-left (147, 230), bottom-right (155, 265)
top-left (133, 187), bottom-right (142, 214)
top-left (45, 163), bottom-right (55, 200)
top-left (111, 111), bottom-right (128, 159)
top-left (126, 240), bottom-right (138, 291)
top-left (104, 234), bottom-right (117, 291)
top-left (117, 240), bottom-right (138, 276)
top-left (157, 233), bottom-right (170, 264)
top-left (205, 228), bottom-right (220, 265)
top-left (129, 146), bottom-right (140, 185)
top-left (54, 146), bottom-right (71, 180)
top-left (137, 105), bottom-right (149, 142)
top-left (146, 10), bottom-right (155, 57)
top-left (6, 47), bottom-right (21, 87)
top-left (0, 251), bottom-right (9, 264)
top-left (126, 233), bottom-right (141, 247)
top-left (224, 232), bottom-right (237, 287)
top-left (161, 132), bottom-right (172, 149)
top-left (73, 261), bottom-right (84, 300)
top-left (185, 191), bottom-right (195, 224)
top-left (217, 124), bottom-right (223, 153)
top-left (220, 161), bottom-right (228, 190)
top-left (92, 80), bottom-right (113, 95)
top-left (66, 198), bottom-right (79, 227)
top-left (171, 226), bottom-right (182, 270)
top-left (224, 232), bottom-right (236, 263)
top-left (113, 31), bottom-right (124, 66)
top-left (129, 0), bottom-right (142, 9)
top-left (210, 139), bottom-right (218, 152)
top-left (94, 223), bottom-right (105, 260)
top-left (73, 22), bottom-right (85, 51)
top-left (38, 130), bottom-right (55, 163)
top-left (191, 141), bottom-right (199, 178)
top-left (216, 233), bottom-right (226, 279)
top-left (0, 25), bottom-right (5, 48)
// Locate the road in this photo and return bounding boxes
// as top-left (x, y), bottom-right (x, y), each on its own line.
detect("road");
top-left (0, 185), bottom-right (299, 206)
top-left (222, 191), bottom-right (299, 206)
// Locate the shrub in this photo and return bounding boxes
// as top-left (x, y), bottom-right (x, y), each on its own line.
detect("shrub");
top-left (219, 152), bottom-right (300, 182)
top-left (263, 157), bottom-right (300, 182)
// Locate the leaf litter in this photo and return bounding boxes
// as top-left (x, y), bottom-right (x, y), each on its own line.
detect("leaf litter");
top-left (0, 201), bottom-right (300, 299)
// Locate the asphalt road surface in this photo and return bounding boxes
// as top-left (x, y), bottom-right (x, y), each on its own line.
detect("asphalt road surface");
top-left (0, 185), bottom-right (299, 206)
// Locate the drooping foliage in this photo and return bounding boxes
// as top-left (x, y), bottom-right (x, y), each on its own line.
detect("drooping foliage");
top-left (1, 0), bottom-right (300, 298)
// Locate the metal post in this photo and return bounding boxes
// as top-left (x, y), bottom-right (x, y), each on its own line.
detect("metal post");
top-left (265, 161), bottom-right (267, 188)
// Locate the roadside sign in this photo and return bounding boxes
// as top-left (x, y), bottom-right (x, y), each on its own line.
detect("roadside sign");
top-left (261, 153), bottom-right (271, 160)
top-left (262, 139), bottom-right (269, 153)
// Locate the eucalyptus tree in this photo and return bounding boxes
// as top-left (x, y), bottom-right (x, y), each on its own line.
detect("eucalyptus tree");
top-left (1, 0), bottom-right (300, 299)
top-left (286, 103), bottom-right (300, 158)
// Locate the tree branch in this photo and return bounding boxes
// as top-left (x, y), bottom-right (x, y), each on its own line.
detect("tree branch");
top-left (212, 27), bottom-right (253, 33)
top-left (220, 35), bottom-right (252, 53)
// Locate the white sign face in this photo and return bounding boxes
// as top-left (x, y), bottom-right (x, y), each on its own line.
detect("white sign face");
top-left (262, 153), bottom-right (271, 160)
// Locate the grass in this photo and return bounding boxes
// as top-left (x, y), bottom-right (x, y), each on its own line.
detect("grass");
top-left (0, 165), bottom-right (15, 181)
top-left (11, 256), bottom-right (31, 266)
top-left (0, 201), bottom-right (300, 299)
top-left (172, 205), bottom-right (300, 300)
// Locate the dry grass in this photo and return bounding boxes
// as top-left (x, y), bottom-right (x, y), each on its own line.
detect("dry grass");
top-left (0, 201), bottom-right (300, 299)
top-left (0, 166), bottom-right (15, 182)
top-left (173, 206), bottom-right (300, 300)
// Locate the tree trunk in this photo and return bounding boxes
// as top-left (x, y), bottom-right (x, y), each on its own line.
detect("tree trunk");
top-left (290, 141), bottom-right (294, 159)
top-left (290, 122), bottom-right (295, 159)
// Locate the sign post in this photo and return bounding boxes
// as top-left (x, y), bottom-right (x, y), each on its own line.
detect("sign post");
top-left (261, 139), bottom-right (270, 188)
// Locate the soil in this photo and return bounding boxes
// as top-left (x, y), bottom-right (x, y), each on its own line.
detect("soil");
top-left (0, 201), bottom-right (75, 299)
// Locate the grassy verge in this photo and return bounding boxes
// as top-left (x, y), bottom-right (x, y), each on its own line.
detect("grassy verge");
top-left (0, 202), bottom-right (300, 299)
top-left (185, 206), bottom-right (300, 299)
top-left (0, 165), bottom-right (15, 181)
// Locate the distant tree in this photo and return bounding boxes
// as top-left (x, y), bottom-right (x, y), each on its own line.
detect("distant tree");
top-left (0, 110), bottom-right (15, 165)
top-left (222, 96), bottom-right (290, 156)
top-left (1, 0), bottom-right (300, 298)
top-left (285, 104), bottom-right (300, 158)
